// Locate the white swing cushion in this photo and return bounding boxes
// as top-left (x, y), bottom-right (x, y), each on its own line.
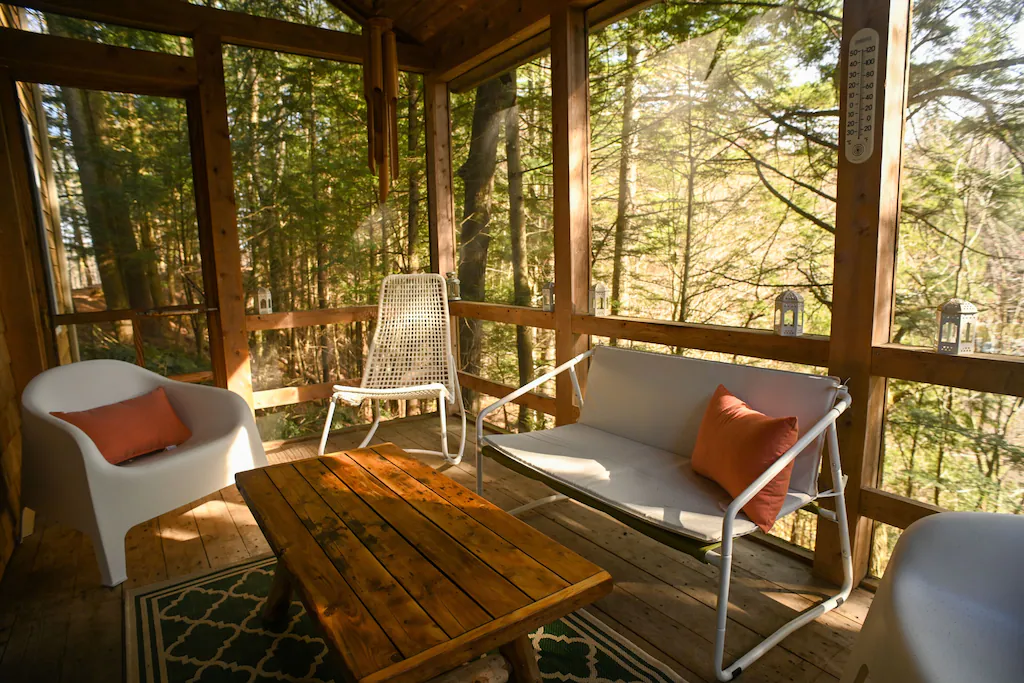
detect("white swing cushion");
top-left (487, 423), bottom-right (813, 542)
top-left (485, 345), bottom-right (839, 542)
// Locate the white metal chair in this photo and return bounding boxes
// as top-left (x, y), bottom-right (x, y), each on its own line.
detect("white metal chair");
top-left (318, 273), bottom-right (466, 463)
top-left (477, 345), bottom-right (853, 681)
top-left (21, 360), bottom-right (268, 587)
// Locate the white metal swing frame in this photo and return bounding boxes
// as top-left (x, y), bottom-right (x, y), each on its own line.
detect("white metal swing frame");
top-left (318, 273), bottom-right (466, 463)
top-left (475, 349), bottom-right (854, 682)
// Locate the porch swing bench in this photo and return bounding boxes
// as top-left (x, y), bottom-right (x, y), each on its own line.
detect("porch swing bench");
top-left (475, 345), bottom-right (854, 682)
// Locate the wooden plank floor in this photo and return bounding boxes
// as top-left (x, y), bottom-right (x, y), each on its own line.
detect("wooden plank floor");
top-left (0, 414), bottom-right (869, 683)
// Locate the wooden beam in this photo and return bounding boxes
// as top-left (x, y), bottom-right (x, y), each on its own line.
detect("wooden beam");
top-left (550, 6), bottom-right (591, 426)
top-left (448, 302), bottom-right (556, 330)
top-left (0, 27), bottom-right (196, 95)
top-left (573, 315), bottom-right (831, 367)
top-left (0, 72), bottom-right (50, 397)
top-left (425, 76), bottom-right (456, 276)
top-left (168, 370), bottom-right (215, 384)
top-left (189, 34), bottom-right (253, 409)
top-left (247, 305), bottom-right (378, 332)
top-left (430, 0), bottom-right (554, 82)
top-left (457, 372), bottom-right (557, 417)
top-left (860, 487), bottom-right (943, 530)
top-left (871, 344), bottom-right (1024, 397)
top-left (8, 0), bottom-right (433, 71)
top-left (253, 380), bottom-right (358, 410)
top-left (814, 0), bottom-right (912, 585)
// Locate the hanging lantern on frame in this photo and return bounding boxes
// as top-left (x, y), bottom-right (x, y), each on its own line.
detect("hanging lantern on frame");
top-left (446, 272), bottom-right (461, 301)
top-left (364, 17), bottom-right (400, 204)
top-left (256, 287), bottom-right (273, 315)
top-left (589, 283), bottom-right (610, 316)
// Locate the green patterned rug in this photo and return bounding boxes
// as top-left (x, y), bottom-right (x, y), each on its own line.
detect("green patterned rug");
top-left (126, 556), bottom-right (685, 683)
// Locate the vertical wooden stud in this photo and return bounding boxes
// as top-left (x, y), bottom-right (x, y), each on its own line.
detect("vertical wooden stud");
top-left (814, 0), bottom-right (912, 584)
top-left (189, 33), bottom-right (253, 409)
top-left (550, 6), bottom-right (591, 426)
top-left (0, 72), bottom-right (51, 397)
top-left (425, 76), bottom-right (456, 277)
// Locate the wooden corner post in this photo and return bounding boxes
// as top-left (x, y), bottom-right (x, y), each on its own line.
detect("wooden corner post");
top-left (189, 33), bottom-right (254, 409)
top-left (551, 5), bottom-right (591, 426)
top-left (425, 76), bottom-right (456, 277)
top-left (814, 0), bottom-right (912, 585)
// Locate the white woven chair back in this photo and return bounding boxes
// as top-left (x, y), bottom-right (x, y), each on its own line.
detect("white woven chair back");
top-left (362, 274), bottom-right (457, 399)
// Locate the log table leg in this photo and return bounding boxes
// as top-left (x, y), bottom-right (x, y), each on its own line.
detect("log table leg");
top-left (499, 634), bottom-right (541, 683)
top-left (263, 562), bottom-right (294, 625)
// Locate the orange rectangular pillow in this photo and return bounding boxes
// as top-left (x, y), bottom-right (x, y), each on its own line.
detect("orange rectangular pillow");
top-left (52, 386), bottom-right (192, 465)
top-left (691, 384), bottom-right (799, 532)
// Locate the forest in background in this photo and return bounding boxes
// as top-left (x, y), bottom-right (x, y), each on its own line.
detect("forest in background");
top-left (19, 0), bottom-right (1024, 572)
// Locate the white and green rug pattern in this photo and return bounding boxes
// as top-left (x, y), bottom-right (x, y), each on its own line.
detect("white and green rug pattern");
top-left (126, 556), bottom-right (685, 683)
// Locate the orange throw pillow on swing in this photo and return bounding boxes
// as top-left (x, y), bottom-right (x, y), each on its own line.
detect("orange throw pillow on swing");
top-left (52, 387), bottom-right (192, 465)
top-left (691, 384), bottom-right (799, 532)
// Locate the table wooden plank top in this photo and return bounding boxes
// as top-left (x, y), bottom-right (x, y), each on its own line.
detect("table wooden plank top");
top-left (236, 443), bottom-right (613, 683)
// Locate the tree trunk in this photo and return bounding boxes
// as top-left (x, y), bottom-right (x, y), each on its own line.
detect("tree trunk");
top-left (457, 75), bottom-right (516, 402)
top-left (406, 74), bottom-right (422, 274)
top-left (505, 76), bottom-right (535, 432)
top-left (611, 37), bottom-right (639, 320)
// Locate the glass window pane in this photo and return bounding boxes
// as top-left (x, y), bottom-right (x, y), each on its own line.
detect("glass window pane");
top-left (893, 4), bottom-right (1024, 355)
top-left (589, 2), bottom-right (841, 333)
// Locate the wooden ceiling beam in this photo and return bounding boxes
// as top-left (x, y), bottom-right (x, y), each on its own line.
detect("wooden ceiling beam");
top-left (0, 26), bottom-right (196, 95)
top-left (5, 0), bottom-right (434, 72)
top-left (443, 0), bottom-right (658, 90)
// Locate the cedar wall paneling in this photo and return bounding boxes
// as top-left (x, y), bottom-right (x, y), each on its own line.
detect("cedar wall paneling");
top-left (0, 308), bottom-right (21, 577)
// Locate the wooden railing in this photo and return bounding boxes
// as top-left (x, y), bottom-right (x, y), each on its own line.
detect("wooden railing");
top-left (242, 304), bottom-right (1024, 535)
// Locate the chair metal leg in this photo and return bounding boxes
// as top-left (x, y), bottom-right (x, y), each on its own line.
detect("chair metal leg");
top-left (713, 422), bottom-right (854, 681)
top-left (359, 400), bottom-right (382, 448)
top-left (318, 398), bottom-right (338, 456)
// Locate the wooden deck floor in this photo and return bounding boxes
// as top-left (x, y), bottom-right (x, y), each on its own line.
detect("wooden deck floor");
top-left (0, 414), bottom-right (869, 683)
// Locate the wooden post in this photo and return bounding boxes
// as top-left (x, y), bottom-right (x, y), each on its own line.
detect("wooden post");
top-left (425, 76), bottom-right (456, 277)
top-left (550, 5), bottom-right (591, 426)
top-left (0, 72), bottom-right (51, 397)
top-left (813, 0), bottom-right (912, 585)
top-left (189, 33), bottom-right (254, 409)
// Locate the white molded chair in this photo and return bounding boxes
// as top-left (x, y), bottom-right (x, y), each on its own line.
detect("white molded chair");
top-left (842, 512), bottom-right (1024, 683)
top-left (319, 273), bottom-right (466, 463)
top-left (21, 360), bottom-right (268, 587)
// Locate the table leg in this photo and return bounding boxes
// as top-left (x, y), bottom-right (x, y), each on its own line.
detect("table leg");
top-left (499, 634), bottom-right (541, 683)
top-left (263, 561), bottom-right (294, 625)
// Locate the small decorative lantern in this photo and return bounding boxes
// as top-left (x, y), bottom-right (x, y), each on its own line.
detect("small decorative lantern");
top-left (937, 298), bottom-right (977, 355)
top-left (542, 281), bottom-right (556, 311)
top-left (446, 271), bottom-right (461, 301)
top-left (257, 286), bottom-right (273, 315)
top-left (774, 290), bottom-right (804, 336)
top-left (589, 282), bottom-right (610, 316)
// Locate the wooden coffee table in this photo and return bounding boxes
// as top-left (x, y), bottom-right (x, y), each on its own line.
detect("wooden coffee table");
top-left (235, 442), bottom-right (612, 683)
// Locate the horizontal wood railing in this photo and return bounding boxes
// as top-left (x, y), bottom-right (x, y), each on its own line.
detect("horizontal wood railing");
top-left (253, 379), bottom-right (359, 410)
top-left (168, 370), bottom-right (214, 384)
top-left (871, 343), bottom-right (1024, 397)
top-left (859, 487), bottom-right (944, 530)
top-left (458, 371), bottom-right (557, 416)
top-left (449, 301), bottom-right (556, 329)
top-left (572, 314), bottom-right (832, 367)
top-left (247, 305), bottom-right (377, 331)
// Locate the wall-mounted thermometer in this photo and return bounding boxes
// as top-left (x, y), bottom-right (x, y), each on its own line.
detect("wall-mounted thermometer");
top-left (845, 28), bottom-right (880, 164)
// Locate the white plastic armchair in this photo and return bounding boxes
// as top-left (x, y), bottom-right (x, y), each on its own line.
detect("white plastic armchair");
top-left (318, 273), bottom-right (467, 463)
top-left (20, 360), bottom-right (268, 587)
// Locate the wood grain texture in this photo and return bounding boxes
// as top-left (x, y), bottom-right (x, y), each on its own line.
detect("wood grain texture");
top-left (574, 315), bottom-right (831, 367)
top-left (246, 305), bottom-right (378, 331)
top-left (550, 5), bottom-right (592, 426)
top-left (425, 77), bottom-right (456, 276)
top-left (859, 487), bottom-right (943, 530)
top-left (6, 0), bottom-right (433, 71)
top-left (813, 0), bottom-right (913, 585)
top-left (0, 27), bottom-right (196, 95)
top-left (871, 344), bottom-right (1024, 397)
top-left (449, 301), bottom-right (556, 329)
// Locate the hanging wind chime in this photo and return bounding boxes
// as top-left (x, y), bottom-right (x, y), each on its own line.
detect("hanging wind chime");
top-left (364, 17), bottom-right (400, 204)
